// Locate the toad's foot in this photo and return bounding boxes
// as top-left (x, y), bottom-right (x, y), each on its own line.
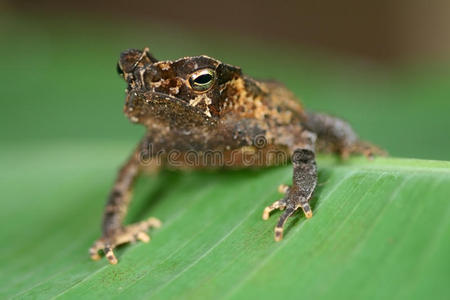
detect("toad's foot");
top-left (262, 184), bottom-right (290, 220)
top-left (341, 141), bottom-right (387, 160)
top-left (89, 217), bottom-right (161, 264)
top-left (262, 184), bottom-right (313, 242)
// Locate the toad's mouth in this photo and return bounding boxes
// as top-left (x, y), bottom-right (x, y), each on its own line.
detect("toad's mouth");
top-left (124, 90), bottom-right (216, 127)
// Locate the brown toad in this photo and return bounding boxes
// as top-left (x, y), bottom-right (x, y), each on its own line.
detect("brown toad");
top-left (90, 48), bottom-right (383, 264)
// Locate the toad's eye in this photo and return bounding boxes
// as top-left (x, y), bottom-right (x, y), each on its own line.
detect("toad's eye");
top-left (188, 69), bottom-right (215, 92)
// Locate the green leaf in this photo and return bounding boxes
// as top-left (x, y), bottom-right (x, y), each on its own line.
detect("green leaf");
top-left (1, 142), bottom-right (449, 299)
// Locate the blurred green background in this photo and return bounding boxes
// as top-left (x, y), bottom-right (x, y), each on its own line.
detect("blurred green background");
top-left (1, 2), bottom-right (450, 299)
top-left (1, 2), bottom-right (450, 159)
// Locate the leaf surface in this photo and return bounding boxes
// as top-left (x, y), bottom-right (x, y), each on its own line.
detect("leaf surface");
top-left (1, 143), bottom-right (448, 300)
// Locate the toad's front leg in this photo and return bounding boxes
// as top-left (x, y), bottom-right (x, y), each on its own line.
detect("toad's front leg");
top-left (89, 141), bottom-right (162, 264)
top-left (263, 148), bottom-right (317, 241)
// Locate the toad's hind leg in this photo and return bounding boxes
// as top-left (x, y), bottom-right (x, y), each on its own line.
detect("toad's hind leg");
top-left (89, 141), bottom-right (162, 264)
top-left (263, 148), bottom-right (317, 241)
top-left (304, 111), bottom-right (386, 158)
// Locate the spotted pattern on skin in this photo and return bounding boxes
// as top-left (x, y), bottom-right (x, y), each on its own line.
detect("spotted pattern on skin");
top-left (189, 93), bottom-right (210, 107)
top-left (219, 77), bottom-right (298, 126)
top-left (120, 49), bottom-right (305, 130)
top-left (159, 62), bottom-right (170, 71)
